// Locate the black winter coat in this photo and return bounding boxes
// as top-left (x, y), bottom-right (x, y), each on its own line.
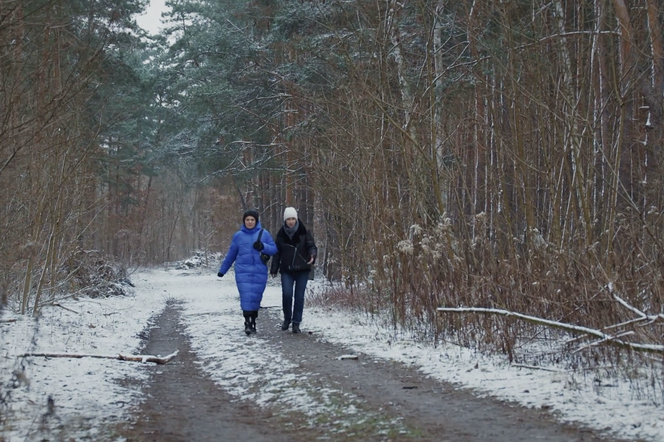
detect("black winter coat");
top-left (270, 221), bottom-right (317, 275)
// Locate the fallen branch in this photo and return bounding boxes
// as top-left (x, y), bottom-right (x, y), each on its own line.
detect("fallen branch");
top-left (21, 350), bottom-right (179, 364)
top-left (511, 363), bottom-right (566, 373)
top-left (52, 303), bottom-right (80, 314)
top-left (437, 307), bottom-right (664, 354)
top-left (611, 294), bottom-right (664, 325)
top-left (1, 318), bottom-right (17, 323)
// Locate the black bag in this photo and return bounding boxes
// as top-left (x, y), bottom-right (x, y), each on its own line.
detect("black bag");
top-left (257, 229), bottom-right (270, 265)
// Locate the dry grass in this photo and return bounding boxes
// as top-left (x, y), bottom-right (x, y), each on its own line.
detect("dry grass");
top-left (312, 214), bottom-right (664, 381)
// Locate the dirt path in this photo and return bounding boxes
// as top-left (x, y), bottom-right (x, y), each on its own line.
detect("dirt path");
top-left (120, 301), bottom-right (297, 442)
top-left (120, 301), bottom-right (635, 442)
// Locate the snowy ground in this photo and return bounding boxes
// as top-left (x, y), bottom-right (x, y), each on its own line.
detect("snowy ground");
top-left (1, 264), bottom-right (663, 441)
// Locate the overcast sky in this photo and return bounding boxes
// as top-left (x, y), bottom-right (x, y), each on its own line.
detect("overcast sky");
top-left (135, 0), bottom-right (168, 35)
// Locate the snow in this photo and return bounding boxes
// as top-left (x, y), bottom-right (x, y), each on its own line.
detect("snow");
top-left (2, 265), bottom-right (663, 441)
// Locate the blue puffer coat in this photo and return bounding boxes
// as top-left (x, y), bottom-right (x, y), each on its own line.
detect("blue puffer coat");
top-left (219, 222), bottom-right (277, 311)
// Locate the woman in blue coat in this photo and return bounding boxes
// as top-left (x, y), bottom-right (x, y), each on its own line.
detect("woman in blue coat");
top-left (218, 209), bottom-right (277, 335)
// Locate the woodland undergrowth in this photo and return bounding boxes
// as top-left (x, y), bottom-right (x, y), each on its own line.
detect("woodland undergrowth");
top-left (311, 215), bottom-right (664, 402)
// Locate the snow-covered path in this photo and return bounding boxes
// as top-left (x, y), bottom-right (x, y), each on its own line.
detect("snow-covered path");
top-left (121, 270), bottom-right (635, 442)
top-left (2, 266), bottom-right (662, 441)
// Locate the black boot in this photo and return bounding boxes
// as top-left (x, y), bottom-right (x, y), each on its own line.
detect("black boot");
top-left (243, 310), bottom-right (256, 336)
top-left (281, 320), bottom-right (290, 331)
top-left (292, 323), bottom-right (301, 334)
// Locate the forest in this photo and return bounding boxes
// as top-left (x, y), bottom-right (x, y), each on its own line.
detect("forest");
top-left (1, 0), bottom-right (663, 370)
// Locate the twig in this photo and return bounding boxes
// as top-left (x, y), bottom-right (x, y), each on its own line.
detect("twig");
top-left (511, 364), bottom-right (566, 373)
top-left (0, 318), bottom-right (17, 323)
top-left (612, 294), bottom-right (646, 318)
top-left (52, 303), bottom-right (79, 314)
top-left (21, 350), bottom-right (179, 364)
top-left (602, 316), bottom-right (649, 330)
top-left (573, 331), bottom-right (635, 353)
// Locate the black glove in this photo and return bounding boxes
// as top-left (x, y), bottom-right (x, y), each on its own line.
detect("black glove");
top-left (253, 241), bottom-right (264, 251)
top-left (217, 272), bottom-right (224, 278)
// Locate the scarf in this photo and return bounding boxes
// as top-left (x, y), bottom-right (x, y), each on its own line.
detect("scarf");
top-left (284, 221), bottom-right (299, 240)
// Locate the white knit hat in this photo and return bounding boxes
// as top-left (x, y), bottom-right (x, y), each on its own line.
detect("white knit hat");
top-left (283, 207), bottom-right (298, 221)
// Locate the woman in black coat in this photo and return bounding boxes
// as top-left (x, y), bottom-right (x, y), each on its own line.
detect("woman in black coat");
top-left (270, 207), bottom-right (317, 333)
